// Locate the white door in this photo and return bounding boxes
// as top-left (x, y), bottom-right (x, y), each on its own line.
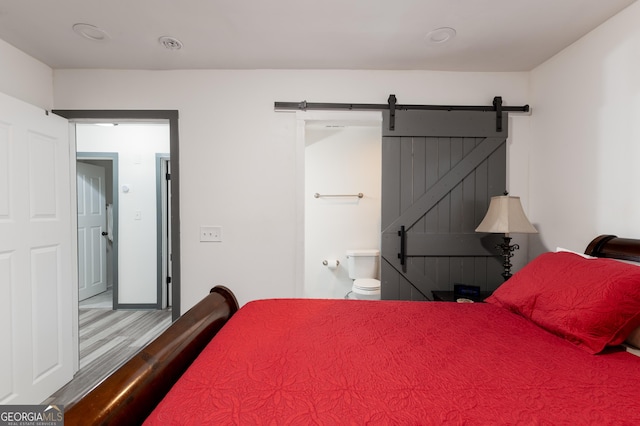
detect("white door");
top-left (0, 92), bottom-right (76, 404)
top-left (77, 162), bottom-right (107, 301)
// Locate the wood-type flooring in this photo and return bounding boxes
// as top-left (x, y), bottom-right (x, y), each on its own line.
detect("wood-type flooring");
top-left (43, 294), bottom-right (172, 407)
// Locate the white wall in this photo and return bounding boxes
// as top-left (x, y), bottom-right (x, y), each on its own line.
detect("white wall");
top-left (0, 39), bottom-right (53, 110)
top-left (528, 1), bottom-right (640, 255)
top-left (52, 70), bottom-right (530, 310)
top-left (76, 123), bottom-right (170, 304)
top-left (304, 122), bottom-right (381, 299)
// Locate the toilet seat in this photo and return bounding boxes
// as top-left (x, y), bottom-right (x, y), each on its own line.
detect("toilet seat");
top-left (353, 278), bottom-right (381, 296)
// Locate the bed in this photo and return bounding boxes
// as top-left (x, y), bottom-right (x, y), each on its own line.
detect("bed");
top-left (64, 234), bottom-right (640, 424)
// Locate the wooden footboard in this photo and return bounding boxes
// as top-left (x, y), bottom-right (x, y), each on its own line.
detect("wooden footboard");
top-left (64, 286), bottom-right (239, 426)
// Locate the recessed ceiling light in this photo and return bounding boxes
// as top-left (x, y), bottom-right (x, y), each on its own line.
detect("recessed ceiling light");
top-left (72, 23), bottom-right (110, 41)
top-left (159, 36), bottom-right (183, 50)
top-left (426, 27), bottom-right (456, 44)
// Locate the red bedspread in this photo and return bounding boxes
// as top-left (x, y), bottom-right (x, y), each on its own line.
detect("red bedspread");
top-left (145, 299), bottom-right (640, 425)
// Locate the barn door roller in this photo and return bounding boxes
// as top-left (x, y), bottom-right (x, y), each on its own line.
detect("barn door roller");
top-left (275, 95), bottom-right (529, 132)
top-left (494, 96), bottom-right (503, 132)
top-left (388, 94), bottom-right (397, 131)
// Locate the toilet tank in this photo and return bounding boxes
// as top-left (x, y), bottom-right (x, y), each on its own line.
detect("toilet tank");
top-left (346, 249), bottom-right (380, 279)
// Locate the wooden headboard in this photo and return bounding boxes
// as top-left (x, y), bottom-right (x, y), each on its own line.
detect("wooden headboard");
top-left (585, 235), bottom-right (640, 262)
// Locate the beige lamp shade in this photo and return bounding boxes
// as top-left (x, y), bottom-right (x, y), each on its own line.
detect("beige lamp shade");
top-left (475, 195), bottom-right (537, 236)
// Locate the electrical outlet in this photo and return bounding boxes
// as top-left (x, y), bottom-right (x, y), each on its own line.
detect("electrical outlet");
top-left (200, 226), bottom-right (222, 242)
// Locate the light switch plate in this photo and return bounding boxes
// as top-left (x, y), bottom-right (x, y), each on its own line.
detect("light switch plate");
top-left (200, 226), bottom-right (222, 242)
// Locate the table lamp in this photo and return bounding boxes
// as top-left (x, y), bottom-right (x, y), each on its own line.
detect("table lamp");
top-left (475, 195), bottom-right (537, 281)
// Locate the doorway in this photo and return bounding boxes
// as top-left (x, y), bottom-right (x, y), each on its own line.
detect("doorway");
top-left (54, 109), bottom-right (182, 320)
top-left (296, 111), bottom-right (382, 298)
top-left (76, 123), bottom-right (170, 310)
top-left (296, 108), bottom-right (508, 301)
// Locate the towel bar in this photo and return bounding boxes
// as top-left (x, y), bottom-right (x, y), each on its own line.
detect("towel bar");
top-left (314, 192), bottom-right (363, 199)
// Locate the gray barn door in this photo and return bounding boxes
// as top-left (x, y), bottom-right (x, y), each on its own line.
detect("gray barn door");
top-left (381, 110), bottom-right (506, 300)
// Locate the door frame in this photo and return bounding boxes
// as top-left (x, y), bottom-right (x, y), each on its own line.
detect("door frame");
top-left (54, 110), bottom-right (182, 320)
top-left (294, 110), bottom-right (382, 297)
top-left (156, 154), bottom-right (171, 309)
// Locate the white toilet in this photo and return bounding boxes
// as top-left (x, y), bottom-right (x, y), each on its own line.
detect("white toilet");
top-left (345, 249), bottom-right (381, 300)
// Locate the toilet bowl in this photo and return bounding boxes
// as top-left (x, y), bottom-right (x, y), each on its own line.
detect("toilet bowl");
top-left (345, 249), bottom-right (381, 300)
top-left (351, 278), bottom-right (381, 299)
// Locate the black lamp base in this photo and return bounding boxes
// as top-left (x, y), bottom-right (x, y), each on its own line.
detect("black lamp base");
top-left (497, 236), bottom-right (519, 281)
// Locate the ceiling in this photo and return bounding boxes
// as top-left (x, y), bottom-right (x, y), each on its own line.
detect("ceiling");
top-left (0, 0), bottom-right (635, 72)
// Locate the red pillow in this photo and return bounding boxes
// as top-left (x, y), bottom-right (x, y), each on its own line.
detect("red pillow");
top-left (486, 252), bottom-right (640, 354)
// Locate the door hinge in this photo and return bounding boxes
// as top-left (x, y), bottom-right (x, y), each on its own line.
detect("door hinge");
top-left (166, 276), bottom-right (172, 284)
top-left (165, 173), bottom-right (171, 180)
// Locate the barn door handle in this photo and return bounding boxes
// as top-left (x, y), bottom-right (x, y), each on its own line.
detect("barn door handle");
top-left (397, 226), bottom-right (406, 266)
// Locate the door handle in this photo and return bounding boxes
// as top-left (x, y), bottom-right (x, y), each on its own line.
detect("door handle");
top-left (101, 232), bottom-right (108, 236)
top-left (397, 225), bottom-right (406, 266)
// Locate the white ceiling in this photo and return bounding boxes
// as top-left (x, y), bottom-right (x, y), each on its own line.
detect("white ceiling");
top-left (0, 0), bottom-right (635, 72)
